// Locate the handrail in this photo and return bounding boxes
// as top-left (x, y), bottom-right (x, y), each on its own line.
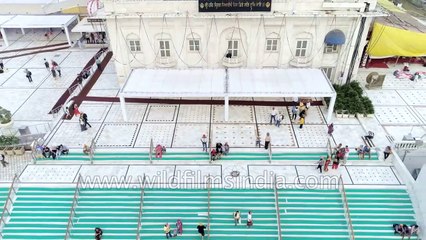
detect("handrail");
top-left (273, 175), bottom-right (283, 240)
top-left (327, 137), bottom-right (333, 157)
top-left (135, 174), bottom-right (146, 240)
top-left (338, 175), bottom-right (355, 240)
top-left (208, 138), bottom-right (212, 163)
top-left (268, 143), bottom-right (272, 163)
top-left (207, 174), bottom-right (211, 240)
top-left (0, 174), bottom-right (21, 239)
top-left (64, 175), bottom-right (83, 240)
top-left (89, 138), bottom-right (96, 164)
top-left (149, 138), bottom-right (153, 163)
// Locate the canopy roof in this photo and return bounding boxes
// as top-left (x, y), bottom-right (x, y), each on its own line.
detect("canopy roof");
top-left (121, 68), bottom-right (335, 98)
top-left (324, 30), bottom-right (346, 45)
top-left (0, 15), bottom-right (77, 29)
top-left (71, 17), bottom-right (106, 33)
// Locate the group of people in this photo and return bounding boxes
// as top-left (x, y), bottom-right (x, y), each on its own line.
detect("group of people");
top-left (72, 104), bottom-right (91, 131)
top-left (317, 143), bottom-right (350, 173)
top-left (268, 100), bottom-right (311, 129)
top-left (210, 142), bottom-right (230, 161)
top-left (393, 223), bottom-right (419, 237)
top-left (44, 58), bottom-right (62, 78)
top-left (41, 144), bottom-right (69, 159)
top-left (163, 219), bottom-right (183, 238)
top-left (233, 210), bottom-right (253, 228)
top-left (355, 144), bottom-right (372, 160)
top-left (84, 32), bottom-right (107, 44)
top-left (155, 144), bottom-right (167, 159)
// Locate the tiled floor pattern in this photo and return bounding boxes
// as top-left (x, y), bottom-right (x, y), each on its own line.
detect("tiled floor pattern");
top-left (374, 106), bottom-right (421, 125)
top-left (16, 164), bottom-right (403, 186)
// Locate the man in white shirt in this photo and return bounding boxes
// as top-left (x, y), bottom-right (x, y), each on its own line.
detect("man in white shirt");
top-left (270, 107), bottom-right (277, 125)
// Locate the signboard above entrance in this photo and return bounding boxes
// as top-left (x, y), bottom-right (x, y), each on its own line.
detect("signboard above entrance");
top-left (199, 0), bottom-right (272, 12)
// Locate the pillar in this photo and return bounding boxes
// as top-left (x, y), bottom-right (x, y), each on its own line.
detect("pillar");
top-left (326, 94), bottom-right (336, 123)
top-left (64, 25), bottom-right (72, 46)
top-left (1, 28), bottom-right (9, 47)
top-left (119, 96), bottom-right (128, 122)
top-left (224, 95), bottom-right (229, 121)
top-left (21, 28), bottom-right (25, 35)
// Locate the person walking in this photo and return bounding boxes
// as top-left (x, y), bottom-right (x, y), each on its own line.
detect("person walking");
top-left (233, 211), bottom-right (241, 226)
top-left (0, 154), bottom-right (9, 167)
top-left (324, 156), bottom-right (331, 172)
top-left (0, 58), bottom-right (4, 70)
top-left (363, 145), bottom-right (371, 159)
top-left (264, 132), bottom-right (271, 150)
top-left (201, 134), bottom-right (207, 152)
top-left (306, 100), bottom-right (311, 110)
top-left (55, 65), bottom-right (62, 77)
top-left (96, 57), bottom-right (102, 70)
top-left (275, 112), bottom-right (283, 127)
top-left (255, 134), bottom-right (261, 148)
top-left (25, 69), bottom-right (33, 82)
top-left (270, 107), bottom-right (277, 125)
top-left (332, 156), bottom-right (339, 169)
top-left (82, 112), bottom-right (91, 128)
top-left (43, 58), bottom-right (50, 71)
top-left (316, 157), bottom-right (324, 173)
top-left (299, 117), bottom-right (305, 129)
top-left (327, 123), bottom-right (334, 136)
top-left (356, 145), bottom-right (364, 159)
top-left (73, 104), bottom-right (81, 116)
top-left (291, 106), bottom-right (298, 121)
top-left (176, 219), bottom-right (183, 235)
top-left (384, 146), bottom-right (392, 159)
top-left (342, 145), bottom-right (350, 165)
top-left (164, 223), bottom-right (172, 239)
top-left (197, 223), bottom-right (207, 240)
top-left (247, 211), bottom-right (253, 228)
top-left (51, 66), bottom-right (57, 78)
top-left (79, 115), bottom-right (87, 132)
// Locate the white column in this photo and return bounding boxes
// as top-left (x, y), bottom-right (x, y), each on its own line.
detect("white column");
top-left (64, 25), bottom-right (72, 46)
top-left (21, 28), bottom-right (25, 35)
top-left (119, 96), bottom-right (128, 122)
top-left (0, 28), bottom-right (9, 47)
top-left (224, 95), bottom-right (229, 121)
top-left (326, 94), bottom-right (336, 123)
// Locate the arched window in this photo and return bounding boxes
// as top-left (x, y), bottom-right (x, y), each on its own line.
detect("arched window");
top-left (324, 29), bottom-right (345, 54)
top-left (126, 33), bottom-right (141, 52)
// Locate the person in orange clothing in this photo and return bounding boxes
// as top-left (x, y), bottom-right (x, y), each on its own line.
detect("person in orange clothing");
top-left (324, 155), bottom-right (331, 172)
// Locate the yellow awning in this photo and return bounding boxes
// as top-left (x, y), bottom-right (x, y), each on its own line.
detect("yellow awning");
top-left (367, 22), bottom-right (426, 58)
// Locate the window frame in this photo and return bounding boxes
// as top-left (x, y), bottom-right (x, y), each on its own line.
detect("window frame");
top-left (188, 39), bottom-right (200, 52)
top-left (321, 67), bottom-right (334, 79)
top-left (324, 44), bottom-right (339, 53)
top-left (265, 38), bottom-right (279, 52)
top-left (128, 40), bottom-right (141, 52)
top-left (159, 40), bottom-right (171, 58)
top-left (295, 40), bottom-right (308, 57)
top-left (227, 40), bottom-right (239, 58)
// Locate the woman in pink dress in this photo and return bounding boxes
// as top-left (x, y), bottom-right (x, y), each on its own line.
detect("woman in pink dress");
top-left (155, 144), bottom-right (163, 159)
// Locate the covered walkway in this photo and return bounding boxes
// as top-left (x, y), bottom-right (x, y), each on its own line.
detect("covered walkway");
top-left (119, 68), bottom-right (336, 122)
top-left (0, 14), bottom-right (78, 47)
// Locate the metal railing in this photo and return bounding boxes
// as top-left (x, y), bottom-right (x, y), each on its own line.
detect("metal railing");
top-left (208, 138), bottom-right (212, 163)
top-left (327, 137), bottom-right (333, 157)
top-left (64, 175), bottom-right (83, 240)
top-left (207, 174), bottom-right (211, 240)
top-left (0, 174), bottom-right (21, 239)
top-left (338, 175), bottom-right (355, 240)
top-left (273, 174), bottom-right (283, 240)
top-left (89, 138), bottom-right (96, 164)
top-left (135, 174), bottom-right (146, 240)
top-left (268, 143), bottom-right (272, 163)
top-left (149, 138), bottom-right (153, 163)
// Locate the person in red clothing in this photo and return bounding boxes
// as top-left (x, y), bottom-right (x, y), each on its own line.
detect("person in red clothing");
top-left (324, 155), bottom-right (331, 172)
top-left (155, 144), bottom-right (163, 159)
top-left (73, 104), bottom-right (81, 116)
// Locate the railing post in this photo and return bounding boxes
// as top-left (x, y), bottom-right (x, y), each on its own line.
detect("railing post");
top-left (64, 175), bottom-right (83, 240)
top-left (207, 174), bottom-right (211, 240)
top-left (149, 138), bottom-right (153, 164)
top-left (136, 174), bottom-right (146, 240)
top-left (89, 138), bottom-right (96, 164)
top-left (338, 175), bottom-right (355, 240)
top-left (274, 174), bottom-right (283, 240)
top-left (268, 143), bottom-right (272, 163)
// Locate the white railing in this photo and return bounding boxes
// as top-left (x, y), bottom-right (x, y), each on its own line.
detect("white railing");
top-left (89, 138), bottom-right (96, 164)
top-left (149, 138), bottom-right (153, 163)
top-left (207, 174), bottom-right (211, 240)
top-left (135, 174), bottom-right (146, 240)
top-left (0, 175), bottom-right (21, 239)
top-left (327, 137), bottom-right (333, 156)
top-left (273, 175), bottom-right (283, 240)
top-left (394, 141), bottom-right (420, 150)
top-left (64, 175), bottom-right (83, 240)
top-left (268, 143), bottom-right (272, 163)
top-left (338, 175), bottom-right (355, 240)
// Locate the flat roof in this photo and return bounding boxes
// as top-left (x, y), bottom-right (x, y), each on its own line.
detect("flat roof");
top-left (71, 17), bottom-right (106, 33)
top-left (121, 68), bottom-right (335, 98)
top-left (0, 15), bottom-right (77, 29)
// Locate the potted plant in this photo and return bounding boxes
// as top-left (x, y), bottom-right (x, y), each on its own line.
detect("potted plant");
top-left (0, 135), bottom-right (20, 155)
top-left (361, 96), bottom-right (375, 117)
top-left (0, 106), bottom-right (13, 128)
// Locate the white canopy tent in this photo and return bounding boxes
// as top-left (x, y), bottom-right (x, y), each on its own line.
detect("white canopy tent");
top-left (119, 68), bottom-right (337, 122)
top-left (71, 17), bottom-right (106, 33)
top-left (0, 14), bottom-right (77, 46)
